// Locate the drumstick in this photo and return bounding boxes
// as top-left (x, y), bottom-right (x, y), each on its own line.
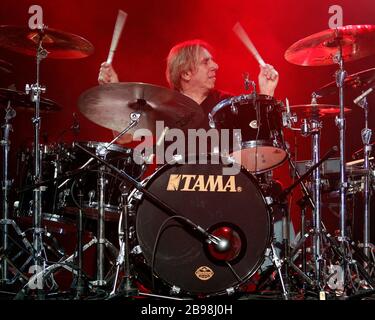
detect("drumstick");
top-left (233, 22), bottom-right (266, 67)
top-left (107, 10), bottom-right (128, 64)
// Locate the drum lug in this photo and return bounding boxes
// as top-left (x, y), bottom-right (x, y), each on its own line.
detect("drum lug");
top-left (264, 247), bottom-right (272, 258)
top-left (133, 190), bottom-right (144, 200)
top-left (226, 287), bottom-right (235, 295)
top-left (170, 285), bottom-right (181, 295)
top-left (265, 196), bottom-right (273, 205)
top-left (131, 245), bottom-right (142, 255)
top-left (230, 103), bottom-right (238, 115)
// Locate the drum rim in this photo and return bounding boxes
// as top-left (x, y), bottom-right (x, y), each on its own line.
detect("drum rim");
top-left (230, 141), bottom-right (288, 173)
top-left (209, 93), bottom-right (278, 121)
top-left (79, 140), bottom-right (133, 154)
top-left (133, 156), bottom-right (273, 296)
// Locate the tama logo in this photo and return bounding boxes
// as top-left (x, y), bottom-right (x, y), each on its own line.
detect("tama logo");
top-left (167, 174), bottom-right (242, 192)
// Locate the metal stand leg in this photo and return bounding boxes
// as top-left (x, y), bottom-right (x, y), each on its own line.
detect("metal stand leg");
top-left (110, 190), bottom-right (138, 297)
top-left (270, 242), bottom-right (289, 300)
top-left (311, 119), bottom-right (323, 288)
top-left (356, 96), bottom-right (373, 260)
top-left (1, 104), bottom-right (16, 284)
top-left (74, 185), bottom-right (86, 298)
top-left (93, 165), bottom-right (107, 288)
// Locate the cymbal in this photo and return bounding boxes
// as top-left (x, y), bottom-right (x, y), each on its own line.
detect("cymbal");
top-left (0, 88), bottom-right (61, 112)
top-left (78, 82), bottom-right (203, 137)
top-left (288, 103), bottom-right (351, 118)
top-left (0, 25), bottom-right (94, 59)
top-left (316, 67), bottom-right (375, 97)
top-left (285, 25), bottom-right (375, 66)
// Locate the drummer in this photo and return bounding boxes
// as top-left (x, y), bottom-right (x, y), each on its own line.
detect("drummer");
top-left (98, 39), bottom-right (279, 131)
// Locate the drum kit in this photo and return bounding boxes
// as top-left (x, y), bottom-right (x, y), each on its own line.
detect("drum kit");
top-left (0, 22), bottom-right (375, 301)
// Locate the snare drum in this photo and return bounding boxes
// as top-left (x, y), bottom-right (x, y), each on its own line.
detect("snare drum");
top-left (209, 94), bottom-right (287, 173)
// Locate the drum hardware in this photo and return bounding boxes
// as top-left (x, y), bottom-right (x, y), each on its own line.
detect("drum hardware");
top-left (285, 24), bottom-right (375, 294)
top-left (302, 94), bottom-right (325, 287)
top-left (108, 189), bottom-right (138, 298)
top-left (277, 146), bottom-right (339, 289)
top-left (72, 182), bottom-right (86, 299)
top-left (1, 100), bottom-right (35, 286)
top-left (353, 88), bottom-right (374, 261)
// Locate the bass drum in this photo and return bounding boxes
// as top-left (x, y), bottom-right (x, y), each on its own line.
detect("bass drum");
top-left (134, 159), bottom-right (271, 297)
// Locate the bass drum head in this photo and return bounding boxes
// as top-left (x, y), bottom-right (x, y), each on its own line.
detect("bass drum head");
top-left (135, 160), bottom-right (271, 296)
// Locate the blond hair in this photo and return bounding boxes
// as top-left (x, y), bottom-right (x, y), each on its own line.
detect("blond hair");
top-left (166, 40), bottom-right (213, 91)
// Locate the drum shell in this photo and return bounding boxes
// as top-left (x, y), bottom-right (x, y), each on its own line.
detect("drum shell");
top-left (132, 158), bottom-right (272, 296)
top-left (210, 95), bottom-right (287, 173)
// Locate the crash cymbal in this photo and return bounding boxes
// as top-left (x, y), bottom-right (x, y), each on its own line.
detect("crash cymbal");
top-left (316, 67), bottom-right (375, 97)
top-left (0, 88), bottom-right (61, 112)
top-left (0, 25), bottom-right (94, 59)
top-left (285, 25), bottom-right (375, 66)
top-left (78, 82), bottom-right (203, 138)
top-left (288, 103), bottom-right (351, 118)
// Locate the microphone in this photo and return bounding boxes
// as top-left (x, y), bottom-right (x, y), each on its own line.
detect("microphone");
top-left (207, 234), bottom-right (231, 252)
top-left (72, 112), bottom-right (80, 135)
top-left (354, 88), bottom-right (373, 105)
top-left (205, 225), bottom-right (243, 262)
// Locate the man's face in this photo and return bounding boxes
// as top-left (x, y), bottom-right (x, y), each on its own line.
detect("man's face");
top-left (186, 47), bottom-right (219, 92)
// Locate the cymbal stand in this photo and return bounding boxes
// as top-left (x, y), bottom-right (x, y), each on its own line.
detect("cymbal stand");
top-left (93, 150), bottom-right (110, 288)
top-left (92, 114), bottom-right (140, 288)
top-left (109, 188), bottom-right (138, 297)
top-left (1, 102), bottom-right (16, 283)
top-left (25, 26), bottom-right (48, 285)
top-left (355, 93), bottom-right (373, 261)
top-left (333, 38), bottom-right (348, 243)
top-left (301, 97), bottom-right (324, 288)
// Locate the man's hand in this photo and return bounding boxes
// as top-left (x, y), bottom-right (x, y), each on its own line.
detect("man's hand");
top-left (98, 62), bottom-right (119, 84)
top-left (258, 64), bottom-right (279, 97)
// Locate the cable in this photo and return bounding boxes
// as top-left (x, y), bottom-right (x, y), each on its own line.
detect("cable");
top-left (151, 215), bottom-right (189, 291)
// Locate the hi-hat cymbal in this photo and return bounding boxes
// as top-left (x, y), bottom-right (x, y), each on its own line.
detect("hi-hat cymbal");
top-left (0, 88), bottom-right (61, 112)
top-left (0, 25), bottom-right (94, 59)
top-left (316, 67), bottom-right (375, 97)
top-left (285, 25), bottom-right (375, 66)
top-left (78, 82), bottom-right (203, 138)
top-left (288, 103), bottom-right (351, 118)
